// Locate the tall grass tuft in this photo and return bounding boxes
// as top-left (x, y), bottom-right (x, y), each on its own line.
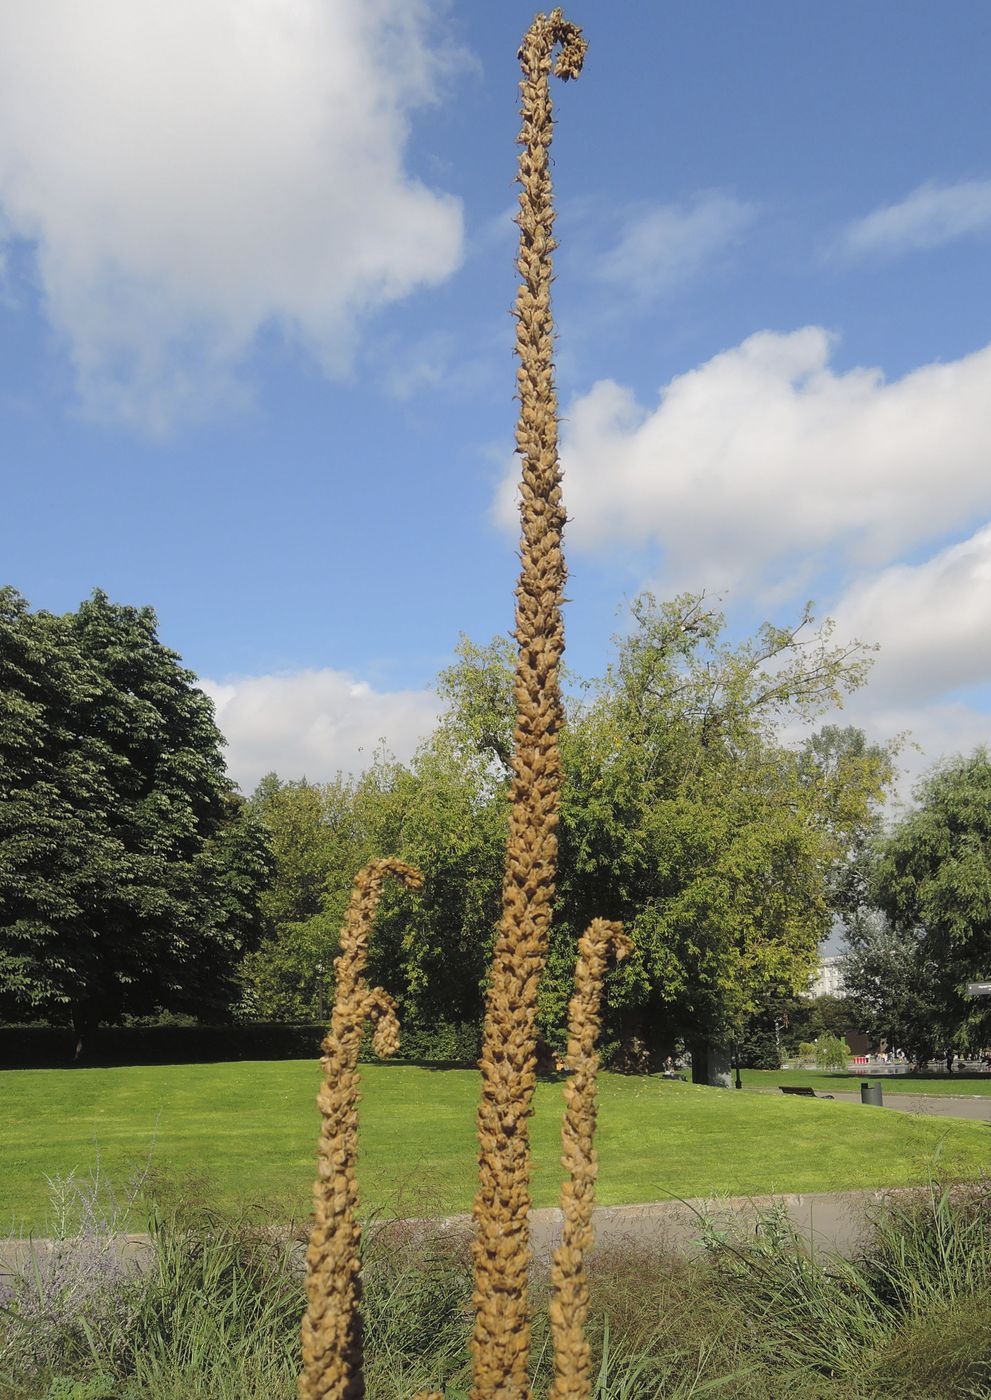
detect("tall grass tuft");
top-left (3, 1177), bottom-right (991, 1397)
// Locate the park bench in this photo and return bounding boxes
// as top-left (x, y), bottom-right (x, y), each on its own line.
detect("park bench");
top-left (779, 1085), bottom-right (834, 1100)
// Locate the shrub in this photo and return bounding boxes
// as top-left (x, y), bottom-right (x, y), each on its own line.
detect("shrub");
top-left (0, 1020), bottom-right (481, 1071)
top-left (812, 1031), bottom-right (851, 1071)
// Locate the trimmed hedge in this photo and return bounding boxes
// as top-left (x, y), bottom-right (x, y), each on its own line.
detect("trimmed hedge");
top-left (0, 1019), bottom-right (482, 1070)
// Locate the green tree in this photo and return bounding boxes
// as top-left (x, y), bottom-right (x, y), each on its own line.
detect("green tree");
top-left (871, 749), bottom-right (991, 1052)
top-left (235, 600), bottom-right (891, 1074)
top-left (237, 775), bottom-right (350, 1019)
top-left (435, 633), bottom-right (516, 775)
top-left (841, 913), bottom-right (946, 1064)
top-left (0, 588), bottom-right (271, 1043)
top-left (240, 731), bottom-right (508, 1029)
top-left (546, 594), bottom-right (886, 1070)
top-left (877, 750), bottom-right (991, 977)
top-left (739, 991), bottom-right (857, 1069)
top-left (810, 1030), bottom-right (851, 1071)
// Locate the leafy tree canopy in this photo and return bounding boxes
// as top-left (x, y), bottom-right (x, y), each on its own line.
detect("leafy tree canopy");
top-left (841, 913), bottom-right (948, 1064)
top-left (242, 733), bottom-right (507, 1028)
top-left (236, 593), bottom-right (890, 1058)
top-left (0, 588), bottom-right (272, 1038)
top-left (868, 749), bottom-right (991, 1050)
top-left (547, 594), bottom-right (888, 1049)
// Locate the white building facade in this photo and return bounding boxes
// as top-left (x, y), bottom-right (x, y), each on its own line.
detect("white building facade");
top-left (810, 955), bottom-right (846, 999)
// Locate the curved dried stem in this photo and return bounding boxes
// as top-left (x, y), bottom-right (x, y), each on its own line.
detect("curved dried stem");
top-left (549, 921), bottom-right (631, 1399)
top-left (471, 11), bottom-right (587, 1400)
top-left (299, 858), bottom-right (423, 1400)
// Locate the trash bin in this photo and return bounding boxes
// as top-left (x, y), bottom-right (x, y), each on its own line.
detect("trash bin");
top-left (861, 1082), bottom-right (884, 1107)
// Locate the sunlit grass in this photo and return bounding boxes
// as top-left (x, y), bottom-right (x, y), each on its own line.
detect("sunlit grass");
top-left (2, 1061), bottom-right (988, 1233)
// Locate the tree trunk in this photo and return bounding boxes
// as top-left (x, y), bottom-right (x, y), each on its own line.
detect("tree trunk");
top-left (71, 1003), bottom-right (97, 1063)
top-left (690, 1038), bottom-right (732, 1087)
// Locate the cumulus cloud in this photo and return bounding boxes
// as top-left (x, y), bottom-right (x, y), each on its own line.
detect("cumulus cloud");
top-left (770, 526), bottom-right (991, 802)
top-left (595, 192), bottom-right (756, 299)
top-left (0, 0), bottom-right (464, 429)
top-left (494, 328), bottom-right (991, 594)
top-left (832, 524), bottom-right (991, 706)
top-left (841, 178), bottom-right (991, 256)
top-left (830, 690), bottom-right (991, 808)
top-left (200, 668), bottom-right (439, 794)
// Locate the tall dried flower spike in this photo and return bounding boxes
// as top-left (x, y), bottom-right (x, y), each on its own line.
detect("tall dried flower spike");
top-left (471, 11), bottom-right (586, 1400)
top-left (549, 920), bottom-right (631, 1400)
top-left (299, 857), bottom-right (423, 1400)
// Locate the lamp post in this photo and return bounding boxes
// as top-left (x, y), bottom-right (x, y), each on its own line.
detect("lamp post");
top-left (315, 962), bottom-right (325, 1024)
top-left (967, 983), bottom-right (991, 1069)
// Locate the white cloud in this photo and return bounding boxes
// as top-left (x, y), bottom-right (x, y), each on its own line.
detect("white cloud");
top-left (787, 690), bottom-right (991, 811)
top-left (842, 178), bottom-right (991, 256)
top-left (595, 193), bottom-right (755, 299)
top-left (832, 524), bottom-right (991, 705)
top-left (780, 525), bottom-right (991, 803)
top-left (200, 667), bottom-right (439, 793)
top-left (891, 702), bottom-right (989, 783)
top-left (0, 0), bottom-right (464, 429)
top-left (494, 328), bottom-right (991, 594)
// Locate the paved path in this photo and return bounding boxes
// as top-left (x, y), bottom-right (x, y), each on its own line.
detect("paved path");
top-left (523, 1188), bottom-right (894, 1260)
top-left (815, 1092), bottom-right (991, 1120)
top-left (0, 1185), bottom-right (946, 1277)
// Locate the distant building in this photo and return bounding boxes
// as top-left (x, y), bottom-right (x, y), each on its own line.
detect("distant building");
top-left (809, 955), bottom-right (846, 999)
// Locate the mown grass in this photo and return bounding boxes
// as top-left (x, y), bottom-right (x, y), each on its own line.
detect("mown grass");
top-left (2, 1061), bottom-right (989, 1233)
top-left (743, 1068), bottom-right (991, 1096)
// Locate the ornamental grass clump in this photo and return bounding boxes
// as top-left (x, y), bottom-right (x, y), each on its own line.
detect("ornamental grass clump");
top-left (299, 857), bottom-right (423, 1400)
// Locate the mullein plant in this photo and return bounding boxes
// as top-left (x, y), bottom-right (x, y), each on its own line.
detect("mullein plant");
top-left (471, 13), bottom-right (617, 1400)
top-left (548, 921), bottom-right (631, 1400)
top-left (299, 857), bottom-right (423, 1400)
top-left (301, 13), bottom-right (617, 1400)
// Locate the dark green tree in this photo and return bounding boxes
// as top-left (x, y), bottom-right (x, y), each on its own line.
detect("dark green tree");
top-left (738, 991), bottom-right (857, 1069)
top-left (871, 749), bottom-right (991, 1053)
top-left (0, 588), bottom-right (272, 1044)
top-left (841, 913), bottom-right (947, 1064)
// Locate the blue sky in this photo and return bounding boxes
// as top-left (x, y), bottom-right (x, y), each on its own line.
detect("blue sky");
top-left (2, 1), bottom-right (990, 793)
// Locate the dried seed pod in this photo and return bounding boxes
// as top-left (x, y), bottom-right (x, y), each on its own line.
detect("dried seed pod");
top-left (471, 11), bottom-right (586, 1400)
top-left (549, 920), bottom-right (631, 1400)
top-left (365, 989), bottom-right (400, 1060)
top-left (299, 857), bottom-right (423, 1400)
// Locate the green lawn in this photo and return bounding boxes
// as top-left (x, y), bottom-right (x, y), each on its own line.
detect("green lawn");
top-left (742, 1068), bottom-right (991, 1096)
top-left (2, 1061), bottom-right (988, 1234)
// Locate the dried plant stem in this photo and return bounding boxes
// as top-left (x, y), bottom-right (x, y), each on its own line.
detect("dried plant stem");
top-left (549, 920), bottom-right (631, 1399)
top-left (471, 11), bottom-right (587, 1400)
top-left (299, 857), bottom-right (423, 1400)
